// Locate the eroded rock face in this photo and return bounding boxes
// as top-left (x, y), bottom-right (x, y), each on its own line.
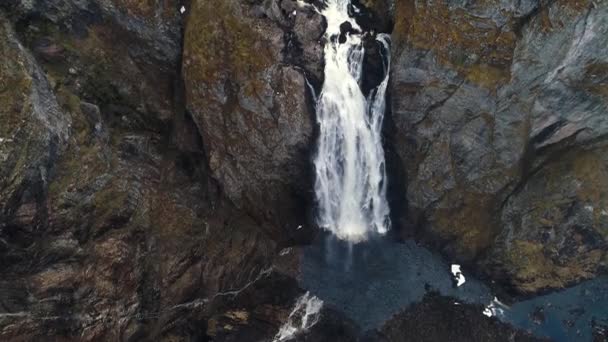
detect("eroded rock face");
top-left (0, 15), bottom-right (70, 269)
top-left (0, 3), bottom-right (283, 341)
top-left (391, 0), bottom-right (608, 293)
top-left (2, 0), bottom-right (184, 129)
top-left (183, 0), bottom-right (322, 241)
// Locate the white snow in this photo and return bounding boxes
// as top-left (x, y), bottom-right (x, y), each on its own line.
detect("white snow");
top-left (482, 297), bottom-right (507, 317)
top-left (451, 264), bottom-right (466, 287)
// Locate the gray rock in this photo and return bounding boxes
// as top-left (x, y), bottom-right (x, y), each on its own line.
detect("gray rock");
top-left (0, 15), bottom-right (70, 235)
top-left (183, 0), bottom-right (317, 241)
top-left (391, 0), bottom-right (608, 293)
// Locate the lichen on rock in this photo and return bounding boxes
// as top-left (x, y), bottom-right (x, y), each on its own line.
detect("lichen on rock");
top-left (183, 0), bottom-right (319, 241)
top-left (391, 0), bottom-right (608, 293)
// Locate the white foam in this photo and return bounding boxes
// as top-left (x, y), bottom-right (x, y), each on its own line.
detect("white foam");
top-left (482, 297), bottom-right (507, 317)
top-left (274, 292), bottom-right (323, 341)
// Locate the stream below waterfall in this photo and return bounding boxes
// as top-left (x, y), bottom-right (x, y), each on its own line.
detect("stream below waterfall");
top-left (300, 235), bottom-right (608, 342)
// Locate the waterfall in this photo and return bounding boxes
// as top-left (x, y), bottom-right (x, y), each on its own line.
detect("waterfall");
top-left (313, 0), bottom-right (391, 242)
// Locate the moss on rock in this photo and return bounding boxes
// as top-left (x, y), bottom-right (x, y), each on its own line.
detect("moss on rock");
top-left (393, 0), bottom-right (517, 90)
top-left (489, 149), bottom-right (608, 293)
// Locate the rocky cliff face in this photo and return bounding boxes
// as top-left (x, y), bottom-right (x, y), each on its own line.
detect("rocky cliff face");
top-left (0, 0), bottom-right (606, 340)
top-left (391, 0), bottom-right (608, 294)
top-left (182, 0), bottom-right (324, 242)
top-left (0, 1), bottom-right (290, 340)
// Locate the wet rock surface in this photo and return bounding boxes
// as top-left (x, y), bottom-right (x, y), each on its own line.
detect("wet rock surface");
top-left (390, 0), bottom-right (608, 294)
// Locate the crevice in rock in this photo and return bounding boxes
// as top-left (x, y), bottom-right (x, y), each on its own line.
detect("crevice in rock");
top-left (512, 0), bottom-right (554, 38)
top-left (413, 79), bottom-right (466, 127)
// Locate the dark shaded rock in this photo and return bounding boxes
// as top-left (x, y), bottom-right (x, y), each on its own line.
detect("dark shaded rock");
top-left (531, 306), bottom-right (545, 325)
top-left (339, 21), bottom-right (356, 43)
top-left (351, 0), bottom-right (394, 33)
top-left (361, 32), bottom-right (389, 96)
top-left (292, 307), bottom-right (360, 342)
top-left (593, 319), bottom-right (608, 342)
top-left (378, 293), bottom-right (547, 342)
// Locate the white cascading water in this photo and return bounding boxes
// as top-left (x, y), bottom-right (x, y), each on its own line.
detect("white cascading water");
top-left (313, 0), bottom-right (391, 242)
top-left (273, 292), bottom-right (323, 341)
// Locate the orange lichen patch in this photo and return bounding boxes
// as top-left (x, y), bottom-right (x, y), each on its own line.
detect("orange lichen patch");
top-left (529, 149), bottom-right (608, 229)
top-left (559, 0), bottom-right (592, 12)
top-left (0, 22), bottom-right (33, 138)
top-left (583, 62), bottom-right (608, 97)
top-left (539, 6), bottom-right (554, 33)
top-left (466, 63), bottom-right (511, 90)
top-left (392, 0), bottom-right (416, 48)
top-left (518, 148), bottom-right (608, 236)
top-left (571, 150), bottom-right (608, 226)
top-left (225, 310), bottom-right (250, 323)
top-left (112, 0), bottom-right (156, 18)
top-left (183, 0), bottom-right (275, 86)
top-left (150, 189), bottom-right (202, 240)
top-left (494, 148), bottom-right (608, 293)
top-left (504, 240), bottom-right (603, 293)
top-left (88, 235), bottom-right (138, 297)
top-left (206, 309), bottom-right (256, 338)
top-left (432, 192), bottom-right (497, 260)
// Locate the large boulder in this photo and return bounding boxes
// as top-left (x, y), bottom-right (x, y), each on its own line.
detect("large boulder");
top-left (391, 0), bottom-right (608, 294)
top-left (183, 0), bottom-right (322, 240)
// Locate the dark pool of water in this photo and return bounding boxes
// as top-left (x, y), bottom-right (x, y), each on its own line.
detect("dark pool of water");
top-left (503, 276), bottom-right (608, 342)
top-left (299, 234), bottom-right (608, 341)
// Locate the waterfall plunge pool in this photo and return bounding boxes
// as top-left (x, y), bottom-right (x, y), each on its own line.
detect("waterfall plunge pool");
top-left (299, 234), bottom-right (608, 341)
